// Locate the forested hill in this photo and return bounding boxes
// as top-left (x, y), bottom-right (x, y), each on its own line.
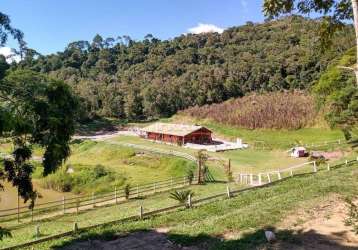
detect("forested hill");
top-left (14, 15), bottom-right (354, 121)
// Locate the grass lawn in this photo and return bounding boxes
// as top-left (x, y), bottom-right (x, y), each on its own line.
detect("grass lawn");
top-left (216, 149), bottom-right (307, 173)
top-left (0, 182), bottom-right (239, 249)
top-left (169, 115), bottom-right (344, 149)
top-left (20, 158), bottom-right (358, 250)
top-left (110, 135), bottom-right (308, 174)
top-left (37, 140), bottom-right (198, 195)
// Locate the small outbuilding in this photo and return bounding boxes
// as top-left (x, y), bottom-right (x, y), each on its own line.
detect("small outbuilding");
top-left (290, 146), bottom-right (307, 158)
top-left (141, 122), bottom-right (212, 145)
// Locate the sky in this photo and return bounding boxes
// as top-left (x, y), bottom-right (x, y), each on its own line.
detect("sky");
top-left (1, 0), bottom-right (265, 55)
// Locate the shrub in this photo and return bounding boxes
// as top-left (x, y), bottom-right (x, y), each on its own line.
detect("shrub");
top-left (345, 198), bottom-right (358, 234)
top-left (124, 184), bottom-right (131, 200)
top-left (170, 190), bottom-right (194, 207)
top-left (227, 171), bottom-right (234, 182)
top-left (40, 164), bottom-right (124, 194)
top-left (186, 169), bottom-right (194, 185)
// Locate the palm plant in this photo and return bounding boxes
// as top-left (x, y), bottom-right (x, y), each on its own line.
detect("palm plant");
top-left (170, 190), bottom-right (194, 208)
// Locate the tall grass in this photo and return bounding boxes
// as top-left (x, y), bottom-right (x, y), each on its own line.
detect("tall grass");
top-left (180, 91), bottom-right (316, 129)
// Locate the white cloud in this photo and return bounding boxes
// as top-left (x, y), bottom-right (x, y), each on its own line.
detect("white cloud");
top-left (0, 47), bottom-right (21, 63)
top-left (188, 23), bottom-right (224, 34)
top-left (240, 0), bottom-right (248, 12)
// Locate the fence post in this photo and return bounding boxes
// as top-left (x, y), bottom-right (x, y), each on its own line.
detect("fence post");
top-left (35, 225), bottom-right (40, 238)
top-left (327, 163), bottom-right (330, 171)
top-left (115, 187), bottom-right (117, 204)
top-left (356, 156), bottom-right (358, 162)
top-left (267, 173), bottom-right (271, 183)
top-left (313, 161), bottom-right (317, 173)
top-left (277, 171), bottom-right (281, 180)
top-left (290, 170), bottom-right (293, 177)
top-left (338, 139), bottom-right (341, 144)
top-left (62, 196), bottom-right (66, 214)
top-left (139, 206), bottom-right (143, 219)
top-left (228, 159), bottom-right (231, 174)
top-left (92, 192), bottom-right (95, 208)
top-left (183, 176), bottom-right (186, 186)
top-left (345, 159), bottom-right (348, 165)
top-left (258, 174), bottom-right (262, 186)
top-left (73, 222), bottom-right (78, 233)
top-left (226, 185), bottom-right (231, 198)
top-left (187, 193), bottom-right (192, 208)
top-left (17, 193), bottom-right (20, 223)
top-left (250, 174), bottom-right (253, 185)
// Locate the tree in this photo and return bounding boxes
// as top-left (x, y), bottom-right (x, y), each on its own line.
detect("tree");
top-left (197, 150), bottom-right (208, 184)
top-left (314, 48), bottom-right (358, 138)
top-left (1, 69), bottom-right (79, 188)
top-left (13, 16), bottom-right (355, 120)
top-left (263, 0), bottom-right (358, 86)
top-left (0, 12), bottom-right (79, 240)
top-left (0, 10), bottom-right (25, 240)
top-left (263, 1), bottom-right (358, 137)
top-left (0, 12), bottom-right (25, 50)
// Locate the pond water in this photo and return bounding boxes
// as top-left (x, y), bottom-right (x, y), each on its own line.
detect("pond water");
top-left (0, 181), bottom-right (76, 210)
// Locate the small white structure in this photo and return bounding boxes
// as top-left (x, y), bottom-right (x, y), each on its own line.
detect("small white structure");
top-left (184, 137), bottom-right (248, 152)
top-left (290, 146), bottom-right (307, 158)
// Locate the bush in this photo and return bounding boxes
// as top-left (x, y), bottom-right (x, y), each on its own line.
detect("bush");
top-left (345, 198), bottom-right (358, 234)
top-left (170, 190), bottom-right (194, 207)
top-left (40, 164), bottom-right (125, 194)
top-left (186, 169), bottom-right (194, 185)
top-left (124, 184), bottom-right (131, 200)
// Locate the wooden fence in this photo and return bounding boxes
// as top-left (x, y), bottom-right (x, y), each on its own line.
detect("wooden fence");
top-left (236, 161), bottom-right (316, 186)
top-left (0, 175), bottom-right (197, 223)
top-left (1, 157), bottom-right (357, 250)
top-left (235, 157), bottom-right (358, 186)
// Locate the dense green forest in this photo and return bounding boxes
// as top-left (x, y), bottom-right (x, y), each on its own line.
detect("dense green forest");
top-left (11, 16), bottom-right (355, 121)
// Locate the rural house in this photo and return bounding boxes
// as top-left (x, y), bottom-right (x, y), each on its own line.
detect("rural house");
top-left (141, 123), bottom-right (212, 145)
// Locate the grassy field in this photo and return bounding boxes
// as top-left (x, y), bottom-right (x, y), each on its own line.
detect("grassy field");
top-left (17, 158), bottom-right (358, 250)
top-left (0, 122), bottom-right (349, 210)
top-left (169, 115), bottom-right (344, 149)
top-left (112, 135), bottom-right (310, 173)
top-left (38, 140), bottom-right (198, 194)
top-left (0, 182), bottom-right (239, 249)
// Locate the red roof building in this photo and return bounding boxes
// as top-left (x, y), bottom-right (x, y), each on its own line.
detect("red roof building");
top-left (141, 123), bottom-right (212, 145)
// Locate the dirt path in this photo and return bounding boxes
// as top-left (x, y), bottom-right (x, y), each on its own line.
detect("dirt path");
top-left (73, 130), bottom-right (139, 141)
top-left (274, 196), bottom-right (358, 249)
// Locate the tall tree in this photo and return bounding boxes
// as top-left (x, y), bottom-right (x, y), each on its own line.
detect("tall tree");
top-left (0, 12), bottom-right (79, 240)
top-left (263, 0), bottom-right (358, 85)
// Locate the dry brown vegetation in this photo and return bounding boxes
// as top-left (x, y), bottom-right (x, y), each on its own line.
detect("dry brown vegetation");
top-left (180, 91), bottom-right (316, 129)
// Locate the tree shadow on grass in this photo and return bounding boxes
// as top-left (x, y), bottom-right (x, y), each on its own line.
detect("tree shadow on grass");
top-left (48, 226), bottom-right (358, 250)
top-left (75, 117), bottom-right (121, 136)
